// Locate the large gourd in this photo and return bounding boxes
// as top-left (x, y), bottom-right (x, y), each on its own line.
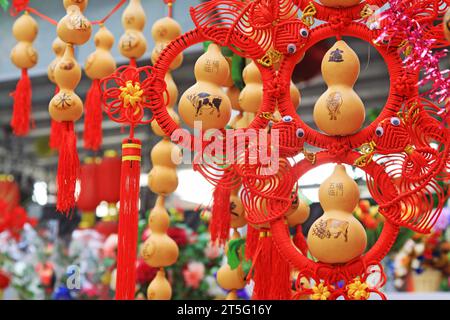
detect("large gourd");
top-left (313, 40), bottom-right (365, 136)
top-left (178, 43), bottom-right (232, 130)
top-left (307, 165), bottom-right (367, 264)
top-left (119, 0), bottom-right (147, 60)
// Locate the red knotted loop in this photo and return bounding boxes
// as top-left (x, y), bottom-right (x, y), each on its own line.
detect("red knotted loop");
top-left (328, 142), bottom-right (352, 161)
top-left (266, 79), bottom-right (288, 99)
top-left (394, 74), bottom-right (417, 96)
top-left (328, 15), bottom-right (352, 38)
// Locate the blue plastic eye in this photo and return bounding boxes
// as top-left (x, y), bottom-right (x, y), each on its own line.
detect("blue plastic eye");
top-left (375, 126), bottom-right (384, 137)
top-left (300, 28), bottom-right (309, 38)
top-left (282, 115), bottom-right (293, 122)
top-left (390, 117), bottom-right (401, 126)
top-left (287, 43), bottom-right (297, 54)
top-left (296, 128), bottom-right (305, 138)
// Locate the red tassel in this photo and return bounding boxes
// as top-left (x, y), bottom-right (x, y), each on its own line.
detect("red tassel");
top-left (115, 138), bottom-right (141, 300)
top-left (245, 224), bottom-right (259, 260)
top-left (293, 225), bottom-right (308, 256)
top-left (56, 121), bottom-right (80, 215)
top-left (49, 87), bottom-right (62, 150)
top-left (210, 186), bottom-right (231, 245)
top-left (250, 229), bottom-right (291, 300)
top-left (83, 79), bottom-right (103, 151)
top-left (10, 69), bottom-right (32, 136)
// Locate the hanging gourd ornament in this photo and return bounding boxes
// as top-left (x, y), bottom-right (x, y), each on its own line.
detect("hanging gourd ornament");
top-left (147, 269), bottom-right (172, 300)
top-left (63, 0), bottom-right (89, 11)
top-left (307, 165), bottom-right (367, 264)
top-left (318, 0), bottom-right (361, 7)
top-left (119, 0), bottom-right (147, 62)
top-left (443, 9), bottom-right (450, 41)
top-left (48, 37), bottom-right (67, 150)
top-left (10, 11), bottom-right (38, 136)
top-left (178, 43), bottom-right (232, 130)
top-left (84, 25), bottom-right (117, 151)
top-left (151, 16), bottom-right (183, 69)
top-left (49, 0), bottom-right (91, 214)
top-left (313, 40), bottom-right (365, 136)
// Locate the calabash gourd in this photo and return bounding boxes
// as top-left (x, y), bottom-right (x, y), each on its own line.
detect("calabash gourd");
top-left (307, 164), bottom-right (367, 264)
top-left (147, 269), bottom-right (172, 300)
top-left (178, 43), bottom-right (232, 130)
top-left (147, 139), bottom-right (180, 195)
top-left (151, 16), bottom-right (183, 69)
top-left (48, 38), bottom-right (66, 84)
top-left (48, 45), bottom-right (83, 122)
top-left (10, 12), bottom-right (38, 70)
top-left (141, 196), bottom-right (179, 267)
top-left (313, 40), bottom-right (365, 136)
top-left (85, 26), bottom-right (116, 80)
top-left (119, 0), bottom-right (147, 59)
top-left (57, 5), bottom-right (92, 46)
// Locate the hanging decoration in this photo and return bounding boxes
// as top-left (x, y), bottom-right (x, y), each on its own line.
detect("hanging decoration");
top-left (84, 25), bottom-right (117, 151)
top-left (48, 1), bottom-right (92, 215)
top-left (77, 157), bottom-right (100, 229)
top-left (9, 8), bottom-right (38, 136)
top-left (146, 0), bottom-right (450, 300)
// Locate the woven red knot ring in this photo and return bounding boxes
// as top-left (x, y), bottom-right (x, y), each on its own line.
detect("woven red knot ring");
top-left (100, 65), bottom-right (164, 127)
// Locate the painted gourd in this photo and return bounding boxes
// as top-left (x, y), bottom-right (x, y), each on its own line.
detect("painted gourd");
top-left (119, 0), bottom-right (147, 59)
top-left (57, 5), bottom-right (92, 46)
top-left (141, 197), bottom-right (179, 267)
top-left (318, 0), bottom-right (361, 7)
top-left (313, 40), bottom-right (365, 136)
top-left (49, 45), bottom-right (83, 122)
top-left (444, 9), bottom-right (450, 41)
top-left (230, 187), bottom-right (247, 229)
top-left (10, 13), bottom-right (38, 70)
top-left (85, 26), bottom-right (116, 80)
top-left (307, 164), bottom-right (367, 264)
top-left (147, 269), bottom-right (172, 300)
top-left (151, 16), bottom-right (183, 69)
top-left (48, 38), bottom-right (66, 83)
top-left (286, 197), bottom-right (310, 227)
top-left (178, 43), bottom-right (231, 130)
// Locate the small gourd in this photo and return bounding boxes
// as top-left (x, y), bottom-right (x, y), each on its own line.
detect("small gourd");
top-left (57, 5), bottom-right (92, 46)
top-left (147, 139), bottom-right (180, 195)
top-left (313, 40), bottom-right (365, 136)
top-left (147, 269), bottom-right (172, 300)
top-left (238, 61), bottom-right (262, 114)
top-left (285, 194), bottom-right (310, 227)
top-left (48, 45), bottom-right (83, 122)
top-left (444, 9), bottom-right (450, 42)
top-left (85, 26), bottom-right (116, 80)
top-left (151, 16), bottom-right (183, 69)
top-left (178, 43), bottom-right (232, 130)
top-left (307, 165), bottom-right (367, 264)
top-left (119, 0), bottom-right (147, 59)
top-left (150, 139), bottom-right (182, 169)
top-left (216, 231), bottom-right (246, 293)
top-left (318, 0), bottom-right (361, 7)
top-left (48, 38), bottom-right (67, 84)
top-left (10, 12), bottom-right (38, 70)
top-left (230, 187), bottom-right (246, 229)
top-left (141, 197), bottom-right (179, 267)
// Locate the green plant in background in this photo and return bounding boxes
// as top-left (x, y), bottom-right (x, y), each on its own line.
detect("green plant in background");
top-left (0, 0), bottom-right (9, 11)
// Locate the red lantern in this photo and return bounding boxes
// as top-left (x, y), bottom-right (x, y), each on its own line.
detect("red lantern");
top-left (77, 157), bottom-right (100, 228)
top-left (0, 175), bottom-right (20, 212)
top-left (97, 150), bottom-right (121, 204)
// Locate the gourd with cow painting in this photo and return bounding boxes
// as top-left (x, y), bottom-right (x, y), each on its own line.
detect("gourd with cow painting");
top-left (307, 164), bottom-right (367, 264)
top-left (178, 43), bottom-right (232, 130)
top-left (313, 40), bottom-right (365, 136)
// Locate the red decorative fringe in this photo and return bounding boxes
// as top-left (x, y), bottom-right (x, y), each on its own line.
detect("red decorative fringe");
top-left (245, 224), bottom-right (259, 261)
top-left (56, 122), bottom-right (80, 215)
top-left (293, 225), bottom-right (308, 256)
top-left (210, 186), bottom-right (231, 246)
top-left (10, 69), bottom-right (32, 136)
top-left (251, 229), bottom-right (292, 300)
top-left (83, 79), bottom-right (103, 151)
top-left (49, 87), bottom-right (62, 150)
top-left (115, 138), bottom-right (141, 300)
